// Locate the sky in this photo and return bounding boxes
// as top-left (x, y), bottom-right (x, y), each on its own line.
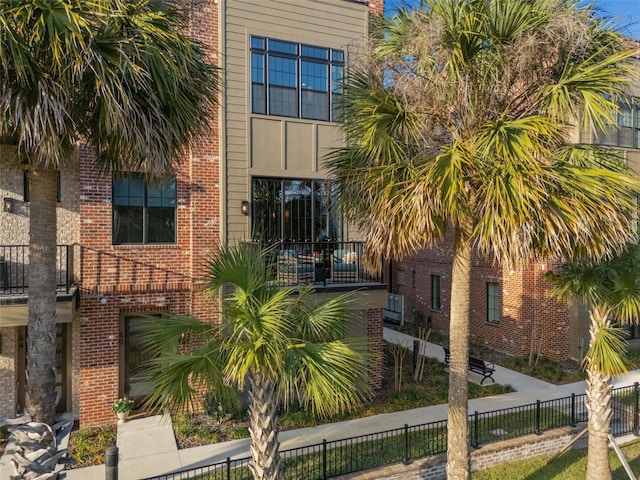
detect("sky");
top-left (385, 1), bottom-right (640, 40)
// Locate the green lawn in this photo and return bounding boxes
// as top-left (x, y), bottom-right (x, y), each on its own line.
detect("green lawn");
top-left (473, 439), bottom-right (640, 479)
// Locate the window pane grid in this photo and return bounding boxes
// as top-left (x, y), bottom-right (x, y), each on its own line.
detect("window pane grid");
top-left (594, 99), bottom-right (640, 148)
top-left (251, 36), bottom-right (343, 120)
top-left (113, 175), bottom-right (176, 245)
top-left (252, 177), bottom-right (340, 242)
top-left (487, 283), bottom-right (500, 324)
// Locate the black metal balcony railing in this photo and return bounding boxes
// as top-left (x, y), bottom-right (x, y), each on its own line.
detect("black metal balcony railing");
top-left (251, 241), bottom-right (383, 286)
top-left (0, 245), bottom-right (73, 295)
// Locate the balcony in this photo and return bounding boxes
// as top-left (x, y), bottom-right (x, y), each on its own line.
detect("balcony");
top-left (252, 241), bottom-right (385, 289)
top-left (0, 244), bottom-right (78, 327)
top-left (0, 244), bottom-right (76, 300)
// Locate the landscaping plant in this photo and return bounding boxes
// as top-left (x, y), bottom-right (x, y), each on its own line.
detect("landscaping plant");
top-left (139, 244), bottom-right (371, 480)
top-left (327, 1), bottom-right (640, 478)
top-left (0, 0), bottom-right (218, 424)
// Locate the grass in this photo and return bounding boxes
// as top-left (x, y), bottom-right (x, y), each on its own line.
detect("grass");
top-left (185, 404), bottom-right (576, 480)
top-left (67, 424), bottom-right (117, 468)
top-left (472, 439), bottom-right (640, 479)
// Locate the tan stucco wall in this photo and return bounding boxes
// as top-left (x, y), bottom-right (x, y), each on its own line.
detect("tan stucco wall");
top-left (222, 0), bottom-right (369, 244)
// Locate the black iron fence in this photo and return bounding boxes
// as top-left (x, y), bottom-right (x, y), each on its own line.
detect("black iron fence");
top-left (0, 244), bottom-right (73, 294)
top-left (145, 383), bottom-right (640, 480)
top-left (248, 240), bottom-right (383, 286)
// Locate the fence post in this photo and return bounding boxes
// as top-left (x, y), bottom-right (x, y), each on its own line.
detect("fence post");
top-left (570, 393), bottom-right (576, 427)
top-left (536, 400), bottom-right (542, 435)
top-left (634, 382), bottom-right (639, 436)
top-left (322, 439), bottom-right (327, 480)
top-left (403, 424), bottom-right (410, 464)
top-left (105, 446), bottom-right (118, 480)
top-left (413, 340), bottom-right (419, 372)
top-left (226, 457), bottom-right (231, 480)
top-left (472, 411), bottom-right (479, 448)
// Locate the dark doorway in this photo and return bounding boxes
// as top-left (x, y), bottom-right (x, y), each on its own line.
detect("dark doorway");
top-left (120, 314), bottom-right (156, 408)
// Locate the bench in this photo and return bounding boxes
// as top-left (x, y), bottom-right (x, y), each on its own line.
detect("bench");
top-left (442, 347), bottom-right (495, 385)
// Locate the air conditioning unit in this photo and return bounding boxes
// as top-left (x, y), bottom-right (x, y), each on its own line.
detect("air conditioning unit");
top-left (383, 293), bottom-right (404, 326)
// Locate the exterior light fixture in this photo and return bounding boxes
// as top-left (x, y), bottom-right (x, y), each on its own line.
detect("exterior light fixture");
top-left (241, 200), bottom-right (250, 216)
top-left (99, 295), bottom-right (108, 305)
top-left (3, 198), bottom-right (13, 213)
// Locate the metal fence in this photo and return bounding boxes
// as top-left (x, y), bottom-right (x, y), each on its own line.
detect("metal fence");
top-left (0, 244), bottom-right (72, 294)
top-left (145, 383), bottom-right (640, 480)
top-left (246, 240), bottom-right (383, 286)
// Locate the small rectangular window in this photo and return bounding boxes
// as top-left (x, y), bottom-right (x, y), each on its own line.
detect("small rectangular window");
top-left (268, 39), bottom-right (297, 55)
top-left (301, 45), bottom-right (328, 60)
top-left (251, 36), bottom-right (265, 50)
top-left (431, 275), bottom-right (441, 310)
top-left (251, 52), bottom-right (266, 114)
top-left (113, 174), bottom-right (177, 245)
top-left (301, 61), bottom-right (328, 120)
top-left (487, 282), bottom-right (500, 324)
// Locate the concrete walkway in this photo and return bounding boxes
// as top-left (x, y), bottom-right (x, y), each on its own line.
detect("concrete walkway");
top-left (61, 327), bottom-right (640, 480)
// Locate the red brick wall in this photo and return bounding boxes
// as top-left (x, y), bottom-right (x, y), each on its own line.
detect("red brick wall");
top-left (78, 0), bottom-right (221, 426)
top-left (366, 307), bottom-right (384, 389)
top-left (79, 293), bottom-right (192, 425)
top-left (361, 0), bottom-right (385, 17)
top-left (394, 249), bottom-right (572, 361)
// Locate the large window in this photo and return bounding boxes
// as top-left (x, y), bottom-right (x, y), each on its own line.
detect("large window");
top-left (113, 174), bottom-right (176, 244)
top-left (251, 177), bottom-right (341, 243)
top-left (595, 99), bottom-right (640, 148)
top-left (487, 282), bottom-right (500, 324)
top-left (250, 36), bottom-right (344, 121)
top-left (431, 275), bottom-right (441, 310)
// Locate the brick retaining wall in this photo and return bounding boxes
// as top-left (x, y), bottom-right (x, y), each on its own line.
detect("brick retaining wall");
top-left (334, 425), bottom-right (588, 479)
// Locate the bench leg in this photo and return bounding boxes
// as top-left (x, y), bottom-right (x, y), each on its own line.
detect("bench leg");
top-left (480, 376), bottom-right (495, 385)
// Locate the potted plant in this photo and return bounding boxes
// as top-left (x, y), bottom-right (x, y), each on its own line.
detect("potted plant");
top-left (112, 397), bottom-right (135, 424)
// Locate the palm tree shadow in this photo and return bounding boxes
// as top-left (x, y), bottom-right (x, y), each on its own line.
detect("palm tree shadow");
top-left (519, 452), bottom-right (584, 480)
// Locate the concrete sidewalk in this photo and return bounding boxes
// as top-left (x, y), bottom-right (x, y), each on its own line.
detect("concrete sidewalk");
top-left (61, 327), bottom-right (640, 480)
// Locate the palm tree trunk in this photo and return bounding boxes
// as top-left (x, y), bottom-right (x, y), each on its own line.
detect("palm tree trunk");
top-left (26, 168), bottom-right (58, 424)
top-left (248, 372), bottom-right (280, 480)
top-left (447, 232), bottom-right (472, 480)
top-left (585, 309), bottom-right (613, 480)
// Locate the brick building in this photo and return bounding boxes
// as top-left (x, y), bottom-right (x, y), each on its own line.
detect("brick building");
top-left (391, 78), bottom-right (640, 362)
top-left (0, 0), bottom-right (385, 426)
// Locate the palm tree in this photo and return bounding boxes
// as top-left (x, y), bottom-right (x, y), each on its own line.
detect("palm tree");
top-left (0, 0), bottom-right (218, 423)
top-left (139, 244), bottom-right (371, 480)
top-left (326, 1), bottom-right (640, 478)
top-left (546, 244), bottom-right (640, 480)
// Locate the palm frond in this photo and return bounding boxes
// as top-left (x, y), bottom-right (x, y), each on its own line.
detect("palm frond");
top-left (583, 313), bottom-right (628, 377)
top-left (0, 0), bottom-right (219, 173)
top-left (280, 339), bottom-right (371, 418)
